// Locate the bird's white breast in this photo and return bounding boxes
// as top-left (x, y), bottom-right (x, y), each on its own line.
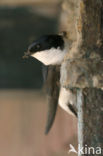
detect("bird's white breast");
top-left (31, 48), bottom-right (66, 65)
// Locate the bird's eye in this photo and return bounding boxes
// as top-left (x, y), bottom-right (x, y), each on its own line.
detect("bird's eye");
top-left (35, 44), bottom-right (40, 49)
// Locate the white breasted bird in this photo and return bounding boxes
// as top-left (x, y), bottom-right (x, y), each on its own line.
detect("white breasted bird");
top-left (23, 33), bottom-right (77, 134)
top-left (26, 34), bottom-right (66, 65)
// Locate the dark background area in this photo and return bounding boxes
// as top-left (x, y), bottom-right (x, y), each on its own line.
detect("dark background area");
top-left (0, 6), bottom-right (59, 88)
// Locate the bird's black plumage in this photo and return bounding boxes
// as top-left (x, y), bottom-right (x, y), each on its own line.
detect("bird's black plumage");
top-left (28, 34), bottom-right (64, 54)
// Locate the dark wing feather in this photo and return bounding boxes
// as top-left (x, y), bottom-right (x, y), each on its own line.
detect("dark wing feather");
top-left (43, 65), bottom-right (60, 134)
top-left (42, 64), bottom-right (48, 83)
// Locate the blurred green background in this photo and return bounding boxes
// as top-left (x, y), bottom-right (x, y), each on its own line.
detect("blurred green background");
top-left (0, 3), bottom-right (60, 88)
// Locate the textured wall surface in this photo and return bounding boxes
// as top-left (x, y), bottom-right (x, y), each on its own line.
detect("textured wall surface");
top-left (60, 0), bottom-right (103, 155)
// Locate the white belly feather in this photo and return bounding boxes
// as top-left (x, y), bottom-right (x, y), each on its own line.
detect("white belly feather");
top-left (31, 48), bottom-right (66, 65)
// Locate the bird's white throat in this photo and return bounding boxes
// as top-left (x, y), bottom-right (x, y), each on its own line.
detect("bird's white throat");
top-left (31, 48), bottom-right (66, 65)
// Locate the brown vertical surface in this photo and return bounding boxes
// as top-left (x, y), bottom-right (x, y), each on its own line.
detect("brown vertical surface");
top-left (0, 90), bottom-right (77, 156)
top-left (83, 89), bottom-right (103, 148)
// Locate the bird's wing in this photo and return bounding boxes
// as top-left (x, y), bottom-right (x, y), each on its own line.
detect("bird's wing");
top-left (42, 64), bottom-right (48, 83)
top-left (43, 65), bottom-right (60, 134)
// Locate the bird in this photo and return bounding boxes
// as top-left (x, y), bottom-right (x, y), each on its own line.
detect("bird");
top-left (23, 33), bottom-right (77, 134)
top-left (24, 34), bottom-right (66, 65)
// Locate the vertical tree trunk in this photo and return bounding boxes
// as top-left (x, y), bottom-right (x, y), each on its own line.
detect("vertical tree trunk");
top-left (60, 0), bottom-right (103, 155)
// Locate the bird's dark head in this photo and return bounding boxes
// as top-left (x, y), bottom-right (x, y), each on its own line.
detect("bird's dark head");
top-left (24, 34), bottom-right (66, 65)
top-left (28, 34), bottom-right (64, 54)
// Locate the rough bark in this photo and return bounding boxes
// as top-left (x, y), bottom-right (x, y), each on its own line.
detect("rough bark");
top-left (60, 0), bottom-right (103, 155)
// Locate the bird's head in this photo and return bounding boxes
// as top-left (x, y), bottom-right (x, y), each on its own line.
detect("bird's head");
top-left (24, 34), bottom-right (66, 65)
